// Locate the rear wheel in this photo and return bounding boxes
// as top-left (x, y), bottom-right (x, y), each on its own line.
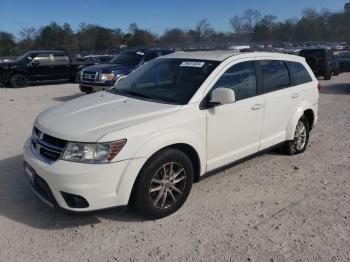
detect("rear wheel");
top-left (282, 117), bottom-right (310, 155)
top-left (133, 149), bottom-right (193, 219)
top-left (324, 67), bottom-right (332, 80)
top-left (10, 73), bottom-right (29, 88)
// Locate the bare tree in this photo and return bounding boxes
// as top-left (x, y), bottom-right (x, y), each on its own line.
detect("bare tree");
top-left (19, 27), bottom-right (37, 41)
top-left (230, 15), bottom-right (243, 34)
top-left (196, 19), bottom-right (211, 36)
top-left (243, 9), bottom-right (261, 33)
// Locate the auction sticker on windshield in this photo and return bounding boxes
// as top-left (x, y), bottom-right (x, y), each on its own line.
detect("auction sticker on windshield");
top-left (180, 61), bottom-right (205, 67)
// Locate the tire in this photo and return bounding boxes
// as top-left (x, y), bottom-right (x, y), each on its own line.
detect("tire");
top-left (10, 73), bottom-right (29, 88)
top-left (133, 149), bottom-right (194, 219)
top-left (282, 117), bottom-right (310, 155)
top-left (324, 67), bottom-right (332, 80)
top-left (333, 66), bottom-right (340, 76)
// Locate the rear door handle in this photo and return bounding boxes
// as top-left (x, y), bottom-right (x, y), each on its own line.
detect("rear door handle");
top-left (291, 93), bottom-right (299, 98)
top-left (251, 104), bottom-right (264, 110)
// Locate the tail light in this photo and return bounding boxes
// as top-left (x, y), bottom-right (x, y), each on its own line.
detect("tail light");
top-left (317, 83), bottom-right (321, 91)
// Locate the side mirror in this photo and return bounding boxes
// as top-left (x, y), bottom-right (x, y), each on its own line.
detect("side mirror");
top-left (26, 56), bottom-right (33, 63)
top-left (209, 87), bottom-right (236, 105)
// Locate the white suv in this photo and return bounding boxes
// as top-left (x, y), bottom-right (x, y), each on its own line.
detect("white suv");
top-left (24, 51), bottom-right (319, 219)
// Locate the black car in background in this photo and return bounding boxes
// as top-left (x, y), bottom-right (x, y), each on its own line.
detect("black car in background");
top-left (337, 51), bottom-right (350, 73)
top-left (0, 50), bottom-right (84, 88)
top-left (299, 48), bottom-right (340, 80)
top-left (79, 49), bottom-right (174, 93)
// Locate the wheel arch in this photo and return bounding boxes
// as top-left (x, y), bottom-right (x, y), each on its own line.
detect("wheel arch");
top-left (127, 142), bottom-right (202, 206)
top-left (286, 104), bottom-right (315, 140)
top-left (9, 69), bottom-right (30, 79)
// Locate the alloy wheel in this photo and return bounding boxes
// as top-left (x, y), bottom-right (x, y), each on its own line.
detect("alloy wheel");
top-left (293, 120), bottom-right (307, 152)
top-left (149, 162), bottom-right (186, 209)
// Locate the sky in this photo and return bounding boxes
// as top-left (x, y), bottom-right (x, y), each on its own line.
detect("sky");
top-left (0, 0), bottom-right (348, 38)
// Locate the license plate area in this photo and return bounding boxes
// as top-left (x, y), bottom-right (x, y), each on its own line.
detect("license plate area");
top-left (24, 162), bottom-right (35, 184)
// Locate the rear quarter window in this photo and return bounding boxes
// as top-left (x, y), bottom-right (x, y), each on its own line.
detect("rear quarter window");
top-left (259, 60), bottom-right (290, 93)
top-left (286, 61), bottom-right (312, 85)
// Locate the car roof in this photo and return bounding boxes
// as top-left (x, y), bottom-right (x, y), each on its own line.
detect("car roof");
top-left (163, 50), bottom-right (240, 61)
top-left (162, 50), bottom-right (304, 62)
top-left (29, 50), bottom-right (66, 55)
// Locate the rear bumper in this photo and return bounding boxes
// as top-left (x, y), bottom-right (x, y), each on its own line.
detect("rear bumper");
top-left (23, 138), bottom-right (146, 212)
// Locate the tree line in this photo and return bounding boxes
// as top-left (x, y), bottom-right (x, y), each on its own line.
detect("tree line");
top-left (0, 3), bottom-right (349, 57)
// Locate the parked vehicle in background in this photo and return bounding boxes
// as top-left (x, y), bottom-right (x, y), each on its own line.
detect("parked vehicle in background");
top-left (227, 45), bottom-right (251, 52)
top-left (336, 51), bottom-right (350, 73)
top-left (75, 55), bottom-right (114, 81)
top-left (0, 50), bottom-right (84, 88)
top-left (299, 48), bottom-right (340, 80)
top-left (83, 55), bottom-right (113, 64)
top-left (78, 49), bottom-right (174, 93)
top-left (24, 51), bottom-right (319, 219)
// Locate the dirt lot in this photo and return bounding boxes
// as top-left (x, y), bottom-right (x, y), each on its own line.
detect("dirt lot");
top-left (0, 75), bottom-right (349, 262)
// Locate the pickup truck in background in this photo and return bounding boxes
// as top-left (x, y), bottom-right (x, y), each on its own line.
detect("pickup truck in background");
top-left (78, 49), bottom-right (174, 93)
top-left (0, 50), bottom-right (85, 88)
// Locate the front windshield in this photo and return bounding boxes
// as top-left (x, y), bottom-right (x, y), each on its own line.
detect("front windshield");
top-left (109, 51), bottom-right (143, 66)
top-left (110, 58), bottom-right (219, 105)
top-left (16, 52), bottom-right (33, 62)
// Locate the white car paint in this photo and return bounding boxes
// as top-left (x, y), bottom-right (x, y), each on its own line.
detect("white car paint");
top-left (23, 51), bottom-right (319, 212)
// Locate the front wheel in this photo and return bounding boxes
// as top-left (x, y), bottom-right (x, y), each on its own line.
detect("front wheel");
top-left (10, 73), bottom-right (29, 88)
top-left (133, 149), bottom-right (194, 219)
top-left (282, 117), bottom-right (310, 155)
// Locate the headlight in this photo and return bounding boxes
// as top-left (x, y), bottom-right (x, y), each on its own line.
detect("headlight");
top-left (100, 73), bottom-right (115, 82)
top-left (62, 139), bottom-right (127, 164)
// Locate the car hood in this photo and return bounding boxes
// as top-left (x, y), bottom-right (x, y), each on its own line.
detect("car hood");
top-left (35, 91), bottom-right (181, 142)
top-left (83, 63), bottom-right (131, 73)
top-left (0, 60), bottom-right (22, 67)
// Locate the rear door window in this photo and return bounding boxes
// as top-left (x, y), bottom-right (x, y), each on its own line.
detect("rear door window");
top-left (286, 61), bottom-right (312, 85)
top-left (259, 60), bottom-right (290, 93)
top-left (213, 61), bottom-right (257, 101)
top-left (53, 54), bottom-right (69, 64)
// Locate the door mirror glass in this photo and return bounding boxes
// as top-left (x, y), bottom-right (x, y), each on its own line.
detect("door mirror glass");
top-left (210, 87), bottom-right (236, 105)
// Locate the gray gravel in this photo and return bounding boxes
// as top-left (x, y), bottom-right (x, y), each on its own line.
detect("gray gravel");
top-left (0, 75), bottom-right (349, 262)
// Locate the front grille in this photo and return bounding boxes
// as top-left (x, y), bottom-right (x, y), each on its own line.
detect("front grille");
top-left (32, 126), bottom-right (67, 163)
top-left (81, 71), bottom-right (99, 83)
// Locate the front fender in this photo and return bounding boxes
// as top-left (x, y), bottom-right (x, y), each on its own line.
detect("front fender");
top-left (110, 129), bottom-right (206, 205)
top-left (133, 128), bottom-right (206, 175)
top-left (286, 102), bottom-right (314, 140)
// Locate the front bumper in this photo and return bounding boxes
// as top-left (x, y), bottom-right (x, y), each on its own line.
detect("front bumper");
top-left (23, 138), bottom-right (146, 212)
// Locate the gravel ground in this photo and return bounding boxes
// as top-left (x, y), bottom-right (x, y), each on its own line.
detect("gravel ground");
top-left (0, 75), bottom-right (349, 262)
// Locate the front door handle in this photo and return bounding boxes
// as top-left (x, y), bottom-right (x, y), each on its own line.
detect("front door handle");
top-left (291, 93), bottom-right (299, 98)
top-left (251, 104), bottom-right (264, 110)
